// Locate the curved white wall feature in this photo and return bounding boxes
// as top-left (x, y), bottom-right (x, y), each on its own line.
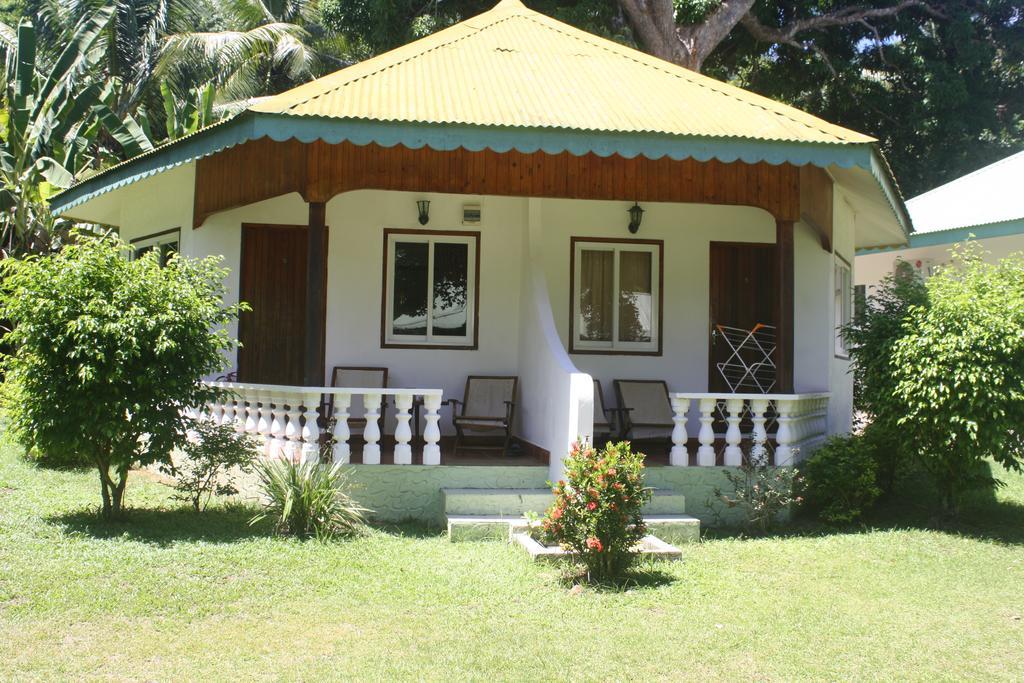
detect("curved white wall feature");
top-left (517, 199), bottom-right (594, 480)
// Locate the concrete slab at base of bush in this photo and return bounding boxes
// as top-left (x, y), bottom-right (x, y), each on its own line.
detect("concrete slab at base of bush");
top-left (513, 533), bottom-right (683, 563)
top-left (446, 515), bottom-right (528, 542)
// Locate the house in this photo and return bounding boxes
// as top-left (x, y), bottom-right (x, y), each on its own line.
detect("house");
top-left (50, 0), bottom-right (909, 525)
top-left (857, 150), bottom-right (1024, 290)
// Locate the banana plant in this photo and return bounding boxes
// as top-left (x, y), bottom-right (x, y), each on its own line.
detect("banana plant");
top-left (0, 8), bottom-right (154, 256)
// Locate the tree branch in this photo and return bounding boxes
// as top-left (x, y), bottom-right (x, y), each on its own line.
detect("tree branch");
top-left (739, 1), bottom-right (945, 47)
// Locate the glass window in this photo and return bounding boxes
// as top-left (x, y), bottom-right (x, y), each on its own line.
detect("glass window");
top-left (572, 240), bottom-right (661, 354)
top-left (835, 257), bottom-right (853, 357)
top-left (385, 232), bottom-right (477, 347)
top-left (130, 229), bottom-right (179, 267)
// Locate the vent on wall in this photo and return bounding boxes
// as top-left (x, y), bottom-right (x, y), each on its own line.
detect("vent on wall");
top-left (462, 203), bottom-right (481, 225)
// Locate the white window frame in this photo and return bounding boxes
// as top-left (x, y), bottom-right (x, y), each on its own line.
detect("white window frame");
top-left (835, 255), bottom-right (853, 358)
top-left (130, 228), bottom-right (180, 265)
top-left (571, 239), bottom-right (661, 354)
top-left (384, 231), bottom-right (478, 348)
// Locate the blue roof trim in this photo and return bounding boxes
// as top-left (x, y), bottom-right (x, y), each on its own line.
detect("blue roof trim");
top-left (857, 218), bottom-right (1024, 255)
top-left (51, 112), bottom-right (905, 233)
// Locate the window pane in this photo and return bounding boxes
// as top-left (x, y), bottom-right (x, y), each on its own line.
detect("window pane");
top-left (579, 250), bottom-right (614, 342)
top-left (432, 242), bottom-right (469, 337)
top-left (392, 242), bottom-right (429, 336)
top-left (160, 241), bottom-right (178, 266)
top-left (618, 251), bottom-right (653, 343)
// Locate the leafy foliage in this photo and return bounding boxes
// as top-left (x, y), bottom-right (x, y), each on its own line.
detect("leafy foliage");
top-left (538, 441), bottom-right (651, 583)
top-left (161, 418), bottom-right (258, 512)
top-left (0, 233), bottom-right (244, 518)
top-left (250, 459), bottom-right (369, 540)
top-left (892, 243), bottom-right (1024, 511)
top-left (800, 434), bottom-right (882, 525)
top-left (844, 259), bottom-right (929, 493)
top-left (0, 10), bottom-right (153, 255)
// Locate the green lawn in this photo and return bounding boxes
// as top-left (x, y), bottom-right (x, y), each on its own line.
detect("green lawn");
top-left (1, 442), bottom-right (1023, 681)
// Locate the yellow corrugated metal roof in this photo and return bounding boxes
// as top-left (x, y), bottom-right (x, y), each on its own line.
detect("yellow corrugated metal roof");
top-left (251, 0), bottom-right (874, 145)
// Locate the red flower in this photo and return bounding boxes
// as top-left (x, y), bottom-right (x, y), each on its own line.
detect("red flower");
top-left (587, 501), bottom-right (597, 511)
top-left (607, 468), bottom-right (617, 476)
top-left (586, 537), bottom-right (603, 552)
top-left (552, 506), bottom-right (564, 519)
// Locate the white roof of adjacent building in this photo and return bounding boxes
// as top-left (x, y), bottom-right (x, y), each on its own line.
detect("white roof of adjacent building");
top-left (907, 150), bottom-right (1024, 233)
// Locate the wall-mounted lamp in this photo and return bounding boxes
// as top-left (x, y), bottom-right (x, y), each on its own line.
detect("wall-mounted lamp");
top-left (627, 202), bottom-right (645, 234)
top-left (417, 199), bottom-right (431, 225)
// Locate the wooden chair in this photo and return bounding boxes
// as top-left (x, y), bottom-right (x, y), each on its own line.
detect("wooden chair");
top-left (325, 366), bottom-right (389, 431)
top-left (593, 379), bottom-right (629, 444)
top-left (613, 379), bottom-right (674, 443)
top-left (447, 376), bottom-right (518, 457)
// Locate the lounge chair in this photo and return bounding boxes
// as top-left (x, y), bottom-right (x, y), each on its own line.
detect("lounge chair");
top-left (447, 376), bottom-right (518, 456)
top-left (325, 366), bottom-right (389, 430)
top-left (593, 379), bottom-right (628, 444)
top-left (613, 379), bottom-right (674, 443)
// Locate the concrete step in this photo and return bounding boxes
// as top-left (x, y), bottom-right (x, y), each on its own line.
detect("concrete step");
top-left (441, 487), bottom-right (687, 517)
top-left (643, 515), bottom-right (702, 545)
top-left (446, 513), bottom-right (701, 544)
top-left (446, 515), bottom-right (528, 542)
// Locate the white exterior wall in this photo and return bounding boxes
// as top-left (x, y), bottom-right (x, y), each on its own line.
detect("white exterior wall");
top-left (856, 232), bottom-right (1024, 292)
top-left (113, 166), bottom-right (859, 453)
top-left (829, 191), bottom-right (858, 434)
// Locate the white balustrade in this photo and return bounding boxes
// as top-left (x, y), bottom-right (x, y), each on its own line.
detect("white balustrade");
top-left (668, 392), bottom-right (830, 467)
top-left (200, 382), bottom-right (444, 466)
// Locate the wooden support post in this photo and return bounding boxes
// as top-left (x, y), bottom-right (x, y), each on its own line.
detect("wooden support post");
top-left (304, 201), bottom-right (327, 387)
top-left (775, 219), bottom-right (794, 393)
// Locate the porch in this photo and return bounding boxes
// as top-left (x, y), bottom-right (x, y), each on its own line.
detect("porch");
top-left (201, 381), bottom-right (830, 469)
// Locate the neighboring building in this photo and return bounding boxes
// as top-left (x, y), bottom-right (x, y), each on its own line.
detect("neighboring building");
top-left (857, 150), bottom-right (1024, 291)
top-left (50, 0), bottom-right (909, 524)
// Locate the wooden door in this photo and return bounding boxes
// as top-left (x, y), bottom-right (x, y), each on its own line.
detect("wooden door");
top-left (708, 242), bottom-right (776, 394)
top-left (237, 224), bottom-right (326, 385)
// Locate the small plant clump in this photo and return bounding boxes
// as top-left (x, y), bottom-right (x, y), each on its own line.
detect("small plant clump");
top-left (709, 450), bottom-right (803, 534)
top-left (250, 459), bottom-right (369, 540)
top-left (538, 441), bottom-right (651, 583)
top-left (161, 418), bottom-right (259, 512)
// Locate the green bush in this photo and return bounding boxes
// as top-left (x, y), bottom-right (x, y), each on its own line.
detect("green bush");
top-left (250, 459), bottom-right (369, 539)
top-left (0, 234), bottom-right (244, 519)
top-left (800, 435), bottom-right (882, 525)
top-left (843, 260), bottom-right (928, 495)
top-left (893, 243), bottom-right (1024, 512)
top-left (538, 441), bottom-right (651, 583)
top-left (161, 419), bottom-right (259, 512)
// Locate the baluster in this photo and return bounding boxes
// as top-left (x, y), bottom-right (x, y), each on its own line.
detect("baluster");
top-left (284, 397), bottom-right (303, 463)
top-left (669, 395), bottom-right (690, 466)
top-left (393, 392), bottom-right (413, 465)
top-left (300, 391), bottom-right (322, 465)
top-left (775, 397), bottom-right (796, 466)
top-left (243, 390), bottom-right (259, 435)
top-left (206, 401), bottom-right (222, 424)
top-left (267, 393), bottom-right (285, 458)
top-left (331, 392), bottom-right (352, 464)
top-left (723, 397), bottom-right (745, 467)
top-left (220, 396), bottom-right (235, 428)
top-left (422, 393), bottom-right (442, 466)
top-left (749, 397), bottom-right (770, 466)
top-left (362, 392), bottom-right (382, 465)
top-left (697, 397), bottom-right (717, 466)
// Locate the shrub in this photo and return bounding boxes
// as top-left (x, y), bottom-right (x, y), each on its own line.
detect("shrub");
top-left (161, 419), bottom-right (259, 512)
top-left (538, 441), bottom-right (651, 583)
top-left (250, 459), bottom-right (369, 539)
top-left (0, 234), bottom-right (244, 519)
top-left (709, 454), bottom-right (802, 533)
top-left (800, 435), bottom-right (882, 525)
top-left (843, 260), bottom-right (928, 494)
top-left (892, 243), bottom-right (1024, 512)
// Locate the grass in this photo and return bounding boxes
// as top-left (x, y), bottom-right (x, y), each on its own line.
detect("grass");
top-left (2, 443), bottom-right (1023, 681)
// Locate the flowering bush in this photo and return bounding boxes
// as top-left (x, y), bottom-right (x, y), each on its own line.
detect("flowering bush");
top-left (538, 441), bottom-right (651, 582)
